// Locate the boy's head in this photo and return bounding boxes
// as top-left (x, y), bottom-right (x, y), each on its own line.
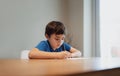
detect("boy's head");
top-left (45, 21), bottom-right (65, 37)
top-left (45, 21), bottom-right (66, 50)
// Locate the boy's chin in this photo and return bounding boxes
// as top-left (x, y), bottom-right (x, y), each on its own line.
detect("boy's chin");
top-left (56, 45), bottom-right (62, 49)
top-left (56, 46), bottom-right (60, 49)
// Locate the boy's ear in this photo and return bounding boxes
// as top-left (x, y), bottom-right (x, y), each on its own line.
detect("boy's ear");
top-left (45, 34), bottom-right (49, 39)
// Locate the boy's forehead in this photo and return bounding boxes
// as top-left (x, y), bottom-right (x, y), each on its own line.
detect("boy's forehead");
top-left (52, 34), bottom-right (65, 38)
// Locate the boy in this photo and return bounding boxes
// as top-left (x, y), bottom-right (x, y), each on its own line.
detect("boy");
top-left (29, 21), bottom-right (81, 59)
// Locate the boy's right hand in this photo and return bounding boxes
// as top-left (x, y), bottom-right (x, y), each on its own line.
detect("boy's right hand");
top-left (57, 51), bottom-right (72, 59)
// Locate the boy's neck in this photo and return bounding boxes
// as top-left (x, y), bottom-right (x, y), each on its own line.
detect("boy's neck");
top-left (47, 40), bottom-right (57, 51)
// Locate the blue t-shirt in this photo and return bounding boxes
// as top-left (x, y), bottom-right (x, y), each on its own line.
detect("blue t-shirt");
top-left (35, 40), bottom-right (71, 52)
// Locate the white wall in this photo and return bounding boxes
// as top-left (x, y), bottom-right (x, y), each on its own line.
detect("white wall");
top-left (68, 0), bottom-right (83, 54)
top-left (0, 0), bottom-right (94, 58)
top-left (0, 0), bottom-right (68, 58)
top-left (68, 0), bottom-right (94, 57)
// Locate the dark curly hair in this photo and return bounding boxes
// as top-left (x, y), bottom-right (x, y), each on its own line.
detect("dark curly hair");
top-left (45, 21), bottom-right (65, 37)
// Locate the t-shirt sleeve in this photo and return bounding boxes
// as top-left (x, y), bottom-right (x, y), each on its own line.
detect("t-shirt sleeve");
top-left (64, 42), bottom-right (71, 51)
top-left (35, 41), bottom-right (47, 51)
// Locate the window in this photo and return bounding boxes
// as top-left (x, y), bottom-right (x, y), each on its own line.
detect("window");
top-left (100, 0), bottom-right (120, 57)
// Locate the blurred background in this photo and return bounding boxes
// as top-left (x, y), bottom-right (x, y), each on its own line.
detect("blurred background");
top-left (0, 0), bottom-right (120, 58)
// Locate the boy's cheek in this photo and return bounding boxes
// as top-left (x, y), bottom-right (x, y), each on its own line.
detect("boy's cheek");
top-left (60, 40), bottom-right (64, 45)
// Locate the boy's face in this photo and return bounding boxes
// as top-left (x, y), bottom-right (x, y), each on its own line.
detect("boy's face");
top-left (46, 34), bottom-right (65, 50)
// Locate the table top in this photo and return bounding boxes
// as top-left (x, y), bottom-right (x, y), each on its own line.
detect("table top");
top-left (0, 58), bottom-right (120, 76)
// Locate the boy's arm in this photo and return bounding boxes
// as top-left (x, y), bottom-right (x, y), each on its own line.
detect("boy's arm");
top-left (28, 48), bottom-right (71, 59)
top-left (70, 47), bottom-right (82, 58)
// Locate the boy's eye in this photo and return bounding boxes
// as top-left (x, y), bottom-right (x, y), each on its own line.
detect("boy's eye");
top-left (55, 39), bottom-right (60, 41)
top-left (62, 38), bottom-right (64, 40)
top-left (55, 38), bottom-right (64, 40)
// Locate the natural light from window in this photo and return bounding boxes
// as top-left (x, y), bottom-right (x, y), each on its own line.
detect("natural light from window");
top-left (100, 0), bottom-right (120, 58)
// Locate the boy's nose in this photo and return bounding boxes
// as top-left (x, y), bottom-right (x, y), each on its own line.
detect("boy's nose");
top-left (57, 40), bottom-right (61, 44)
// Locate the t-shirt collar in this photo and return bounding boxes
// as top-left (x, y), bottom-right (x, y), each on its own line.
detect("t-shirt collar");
top-left (47, 40), bottom-right (56, 51)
